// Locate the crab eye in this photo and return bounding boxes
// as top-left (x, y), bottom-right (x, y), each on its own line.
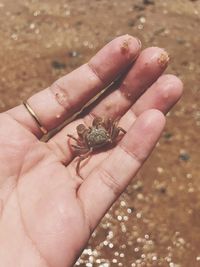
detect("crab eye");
top-left (77, 124), bottom-right (86, 135)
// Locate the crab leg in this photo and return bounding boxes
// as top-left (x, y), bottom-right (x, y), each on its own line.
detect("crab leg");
top-left (76, 148), bottom-right (93, 177)
top-left (67, 134), bottom-right (84, 146)
top-left (118, 127), bottom-right (127, 134)
top-left (71, 144), bottom-right (87, 149)
top-left (110, 120), bottom-right (126, 140)
top-left (110, 119), bottom-right (119, 139)
top-left (103, 118), bottom-right (112, 131)
top-left (71, 144), bottom-right (89, 153)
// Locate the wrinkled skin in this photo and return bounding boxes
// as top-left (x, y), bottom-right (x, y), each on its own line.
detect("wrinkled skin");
top-left (0, 35), bottom-right (182, 267)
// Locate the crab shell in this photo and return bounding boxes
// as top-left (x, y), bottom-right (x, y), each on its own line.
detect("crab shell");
top-left (85, 126), bottom-right (112, 149)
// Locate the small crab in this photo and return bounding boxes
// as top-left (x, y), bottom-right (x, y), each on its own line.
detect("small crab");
top-left (67, 116), bottom-right (126, 176)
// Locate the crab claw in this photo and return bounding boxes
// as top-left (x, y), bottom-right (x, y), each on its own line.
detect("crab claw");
top-left (76, 124), bottom-right (87, 137)
top-left (92, 116), bottom-right (103, 127)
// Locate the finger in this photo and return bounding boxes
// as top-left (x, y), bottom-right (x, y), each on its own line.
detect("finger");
top-left (78, 109), bottom-right (166, 230)
top-left (87, 47), bottom-right (169, 118)
top-left (132, 74), bottom-right (183, 115)
top-left (48, 47), bottom-right (169, 162)
top-left (6, 35), bottom-right (141, 137)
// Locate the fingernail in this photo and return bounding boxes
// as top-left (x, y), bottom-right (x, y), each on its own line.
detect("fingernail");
top-left (157, 50), bottom-right (170, 67)
top-left (120, 35), bottom-right (142, 59)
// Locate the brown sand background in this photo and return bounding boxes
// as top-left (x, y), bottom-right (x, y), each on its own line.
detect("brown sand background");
top-left (0, 0), bottom-right (199, 266)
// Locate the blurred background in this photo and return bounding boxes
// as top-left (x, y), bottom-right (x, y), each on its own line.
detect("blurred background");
top-left (0, 0), bottom-right (199, 266)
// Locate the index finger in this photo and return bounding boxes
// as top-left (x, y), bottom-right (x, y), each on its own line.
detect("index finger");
top-left (6, 35), bottom-right (141, 137)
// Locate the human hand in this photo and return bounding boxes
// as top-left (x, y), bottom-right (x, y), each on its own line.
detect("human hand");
top-left (0, 35), bottom-right (182, 267)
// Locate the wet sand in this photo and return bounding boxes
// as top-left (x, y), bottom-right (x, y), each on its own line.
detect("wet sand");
top-left (0, 0), bottom-right (199, 266)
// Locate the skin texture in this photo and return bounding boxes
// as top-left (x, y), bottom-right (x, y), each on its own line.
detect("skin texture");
top-left (0, 35), bottom-right (183, 267)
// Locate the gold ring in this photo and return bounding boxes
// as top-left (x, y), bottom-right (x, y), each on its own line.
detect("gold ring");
top-left (23, 101), bottom-right (48, 135)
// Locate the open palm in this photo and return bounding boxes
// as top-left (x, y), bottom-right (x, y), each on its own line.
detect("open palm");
top-left (0, 35), bottom-right (182, 267)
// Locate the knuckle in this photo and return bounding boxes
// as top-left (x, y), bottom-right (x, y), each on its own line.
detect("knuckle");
top-left (49, 81), bottom-right (71, 112)
top-left (87, 62), bottom-right (104, 84)
top-left (98, 167), bottom-right (122, 196)
top-left (119, 144), bottom-right (143, 165)
top-left (47, 140), bottom-right (68, 163)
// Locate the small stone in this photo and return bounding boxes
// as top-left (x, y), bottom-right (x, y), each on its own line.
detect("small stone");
top-left (30, 23), bottom-right (35, 29)
top-left (68, 51), bottom-right (79, 57)
top-left (163, 132), bottom-right (173, 140)
top-left (154, 27), bottom-right (166, 35)
top-left (51, 60), bottom-right (66, 69)
top-left (133, 181), bottom-right (143, 191)
top-left (133, 4), bottom-right (145, 11)
top-left (127, 207), bottom-right (134, 213)
top-left (179, 151), bottom-right (190, 161)
top-left (157, 167), bottom-right (164, 173)
top-left (139, 16), bottom-right (146, 23)
top-left (128, 19), bottom-right (135, 27)
top-left (159, 187), bottom-right (167, 194)
top-left (75, 20), bottom-right (82, 26)
top-left (176, 37), bottom-right (186, 44)
top-left (143, 0), bottom-right (155, 5)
